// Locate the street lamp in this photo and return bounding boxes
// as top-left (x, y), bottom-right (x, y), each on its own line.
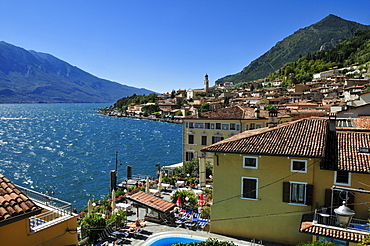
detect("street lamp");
top-left (115, 150), bottom-right (118, 172)
top-left (334, 201), bottom-right (355, 228)
top-left (111, 150), bottom-right (121, 191)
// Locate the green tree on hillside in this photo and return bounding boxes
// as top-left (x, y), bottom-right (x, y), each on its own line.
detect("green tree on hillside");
top-left (268, 29), bottom-right (370, 85)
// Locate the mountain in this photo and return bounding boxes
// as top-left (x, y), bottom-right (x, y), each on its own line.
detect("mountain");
top-left (216, 14), bottom-right (370, 84)
top-left (267, 29), bottom-right (370, 84)
top-left (0, 41), bottom-right (154, 103)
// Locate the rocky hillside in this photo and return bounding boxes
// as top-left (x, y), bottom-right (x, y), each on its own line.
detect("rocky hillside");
top-left (216, 14), bottom-right (370, 84)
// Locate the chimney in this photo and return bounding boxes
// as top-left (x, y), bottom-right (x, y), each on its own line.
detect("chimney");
top-left (197, 109), bottom-right (202, 118)
top-left (268, 110), bottom-right (278, 128)
top-left (254, 108), bottom-right (260, 118)
top-left (329, 112), bottom-right (337, 132)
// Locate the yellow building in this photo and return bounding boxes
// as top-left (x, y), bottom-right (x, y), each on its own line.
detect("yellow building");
top-left (182, 106), bottom-right (292, 164)
top-left (201, 116), bottom-right (370, 245)
top-left (0, 173), bottom-right (78, 246)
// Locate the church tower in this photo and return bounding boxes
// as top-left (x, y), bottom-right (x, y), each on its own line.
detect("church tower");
top-left (204, 74), bottom-right (209, 93)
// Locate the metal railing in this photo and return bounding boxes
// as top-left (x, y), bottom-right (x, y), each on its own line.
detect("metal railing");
top-left (16, 185), bottom-right (72, 216)
top-left (313, 208), bottom-right (369, 231)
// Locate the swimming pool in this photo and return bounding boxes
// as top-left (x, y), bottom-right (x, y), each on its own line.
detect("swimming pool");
top-left (144, 235), bottom-right (206, 246)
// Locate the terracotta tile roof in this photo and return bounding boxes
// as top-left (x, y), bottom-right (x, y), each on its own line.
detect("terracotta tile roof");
top-left (322, 131), bottom-right (370, 173)
top-left (203, 117), bottom-right (370, 173)
top-left (126, 191), bottom-right (175, 213)
top-left (353, 117), bottom-right (370, 129)
top-left (0, 173), bottom-right (41, 222)
top-left (300, 222), bottom-right (369, 243)
top-left (184, 106), bottom-right (289, 120)
top-left (202, 118), bottom-right (328, 158)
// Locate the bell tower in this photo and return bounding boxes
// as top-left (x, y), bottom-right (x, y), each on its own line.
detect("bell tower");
top-left (204, 74), bottom-right (209, 93)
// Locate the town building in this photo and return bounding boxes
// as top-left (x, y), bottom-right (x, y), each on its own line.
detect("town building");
top-left (0, 173), bottom-right (78, 245)
top-left (201, 116), bottom-right (370, 245)
top-left (186, 74), bottom-right (210, 100)
top-left (182, 106), bottom-right (292, 164)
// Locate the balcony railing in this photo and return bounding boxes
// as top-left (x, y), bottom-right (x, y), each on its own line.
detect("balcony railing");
top-left (313, 208), bottom-right (370, 232)
top-left (16, 185), bottom-right (72, 216)
top-left (17, 185), bottom-right (74, 229)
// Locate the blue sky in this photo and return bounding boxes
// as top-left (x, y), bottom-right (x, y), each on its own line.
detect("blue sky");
top-left (1, 1), bottom-right (370, 93)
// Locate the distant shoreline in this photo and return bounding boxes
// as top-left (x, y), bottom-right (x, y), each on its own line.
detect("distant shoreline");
top-left (97, 109), bottom-right (183, 124)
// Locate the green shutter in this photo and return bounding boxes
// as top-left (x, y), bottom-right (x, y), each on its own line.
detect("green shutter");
top-left (306, 184), bottom-right (314, 206)
top-left (283, 182), bottom-right (290, 203)
top-left (324, 189), bottom-right (332, 207)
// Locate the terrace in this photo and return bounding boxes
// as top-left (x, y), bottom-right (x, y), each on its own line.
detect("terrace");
top-left (16, 185), bottom-right (75, 231)
top-left (300, 186), bottom-right (370, 243)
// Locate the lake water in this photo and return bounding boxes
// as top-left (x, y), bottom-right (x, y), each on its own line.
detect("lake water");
top-left (0, 103), bottom-right (182, 210)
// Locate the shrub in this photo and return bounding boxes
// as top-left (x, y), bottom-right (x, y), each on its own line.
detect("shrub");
top-left (80, 213), bottom-right (106, 244)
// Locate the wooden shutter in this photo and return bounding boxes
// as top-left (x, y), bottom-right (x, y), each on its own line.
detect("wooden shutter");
top-left (324, 189), bottom-right (332, 207)
top-left (305, 184), bottom-right (314, 206)
top-left (283, 182), bottom-right (290, 203)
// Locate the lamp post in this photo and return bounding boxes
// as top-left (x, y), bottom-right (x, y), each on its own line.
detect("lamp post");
top-left (111, 150), bottom-right (120, 191)
top-left (115, 150), bottom-right (118, 172)
top-left (334, 201), bottom-right (355, 228)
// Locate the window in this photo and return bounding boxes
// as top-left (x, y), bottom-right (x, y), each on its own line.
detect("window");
top-left (241, 177), bottom-right (258, 200)
top-left (188, 134), bottom-right (194, 144)
top-left (334, 171), bottom-right (351, 186)
top-left (243, 156), bottom-right (258, 169)
top-left (215, 123), bottom-right (221, 129)
top-left (205, 123), bottom-right (211, 129)
top-left (250, 123), bottom-right (255, 130)
top-left (256, 124), bottom-right (262, 129)
top-left (189, 122), bottom-right (194, 129)
top-left (210, 123), bottom-right (215, 129)
top-left (290, 182), bottom-right (306, 204)
top-left (359, 147), bottom-right (370, 153)
top-left (245, 124), bottom-right (249, 130)
top-left (230, 123), bottom-right (236, 130)
top-left (194, 123), bottom-right (204, 129)
top-left (291, 159), bottom-right (307, 173)
top-left (201, 136), bottom-right (207, 145)
top-left (212, 136), bottom-right (224, 144)
top-left (221, 124), bottom-right (229, 130)
top-left (185, 152), bottom-right (194, 161)
top-left (283, 182), bottom-right (313, 205)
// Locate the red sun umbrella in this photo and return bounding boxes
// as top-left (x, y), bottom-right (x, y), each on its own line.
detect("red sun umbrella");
top-left (176, 195), bottom-right (183, 207)
top-left (197, 193), bottom-right (205, 206)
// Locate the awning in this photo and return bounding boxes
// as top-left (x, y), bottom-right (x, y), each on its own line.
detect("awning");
top-left (126, 191), bottom-right (175, 213)
top-left (162, 162), bottom-right (183, 170)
